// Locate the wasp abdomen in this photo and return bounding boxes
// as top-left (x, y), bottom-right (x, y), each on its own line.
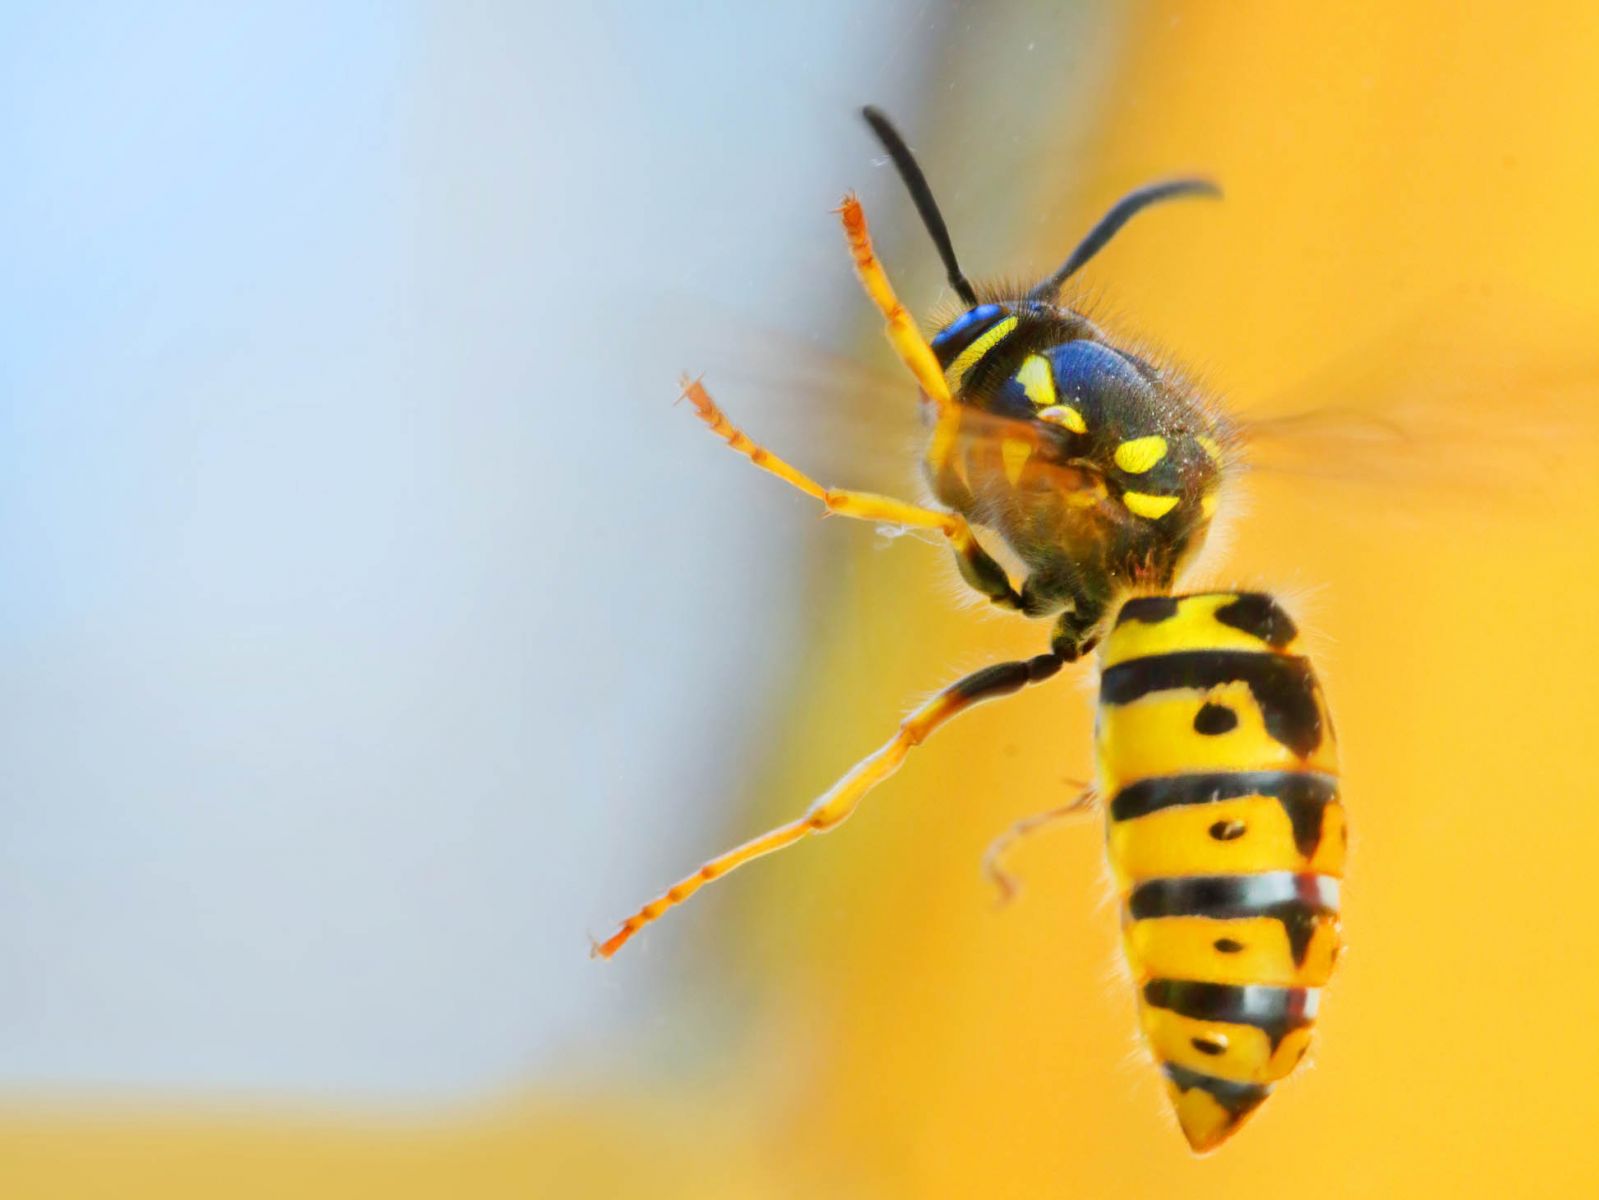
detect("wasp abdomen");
top-left (1097, 592), bottom-right (1345, 1152)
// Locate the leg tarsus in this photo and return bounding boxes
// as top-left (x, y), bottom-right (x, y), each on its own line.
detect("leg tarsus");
top-left (981, 785), bottom-right (1097, 907)
top-left (679, 375), bottom-right (828, 505)
top-left (836, 194), bottom-right (954, 416)
top-left (678, 376), bottom-right (1024, 608)
top-left (595, 648), bottom-right (1067, 959)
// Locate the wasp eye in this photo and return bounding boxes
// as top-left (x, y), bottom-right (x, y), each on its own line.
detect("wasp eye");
top-left (930, 304), bottom-right (1005, 362)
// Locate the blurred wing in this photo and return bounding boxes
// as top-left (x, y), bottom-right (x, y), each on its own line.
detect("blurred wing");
top-left (1231, 302), bottom-right (1599, 518)
top-left (662, 291), bottom-right (1599, 529)
top-left (655, 291), bottom-right (921, 494)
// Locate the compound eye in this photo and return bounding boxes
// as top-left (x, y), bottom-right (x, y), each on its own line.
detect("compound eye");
top-left (930, 304), bottom-right (1006, 363)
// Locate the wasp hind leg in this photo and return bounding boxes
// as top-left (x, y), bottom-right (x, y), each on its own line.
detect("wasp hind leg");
top-left (680, 377), bottom-right (1025, 610)
top-left (981, 786), bottom-right (1097, 907)
top-left (595, 649), bottom-right (1067, 958)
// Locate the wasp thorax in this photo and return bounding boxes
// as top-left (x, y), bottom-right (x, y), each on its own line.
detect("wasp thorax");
top-left (923, 297), bottom-right (1231, 655)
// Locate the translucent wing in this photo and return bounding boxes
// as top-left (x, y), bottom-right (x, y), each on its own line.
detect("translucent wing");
top-left (659, 293), bottom-right (919, 496)
top-left (1230, 300), bottom-right (1599, 518)
top-left (677, 293), bottom-right (1599, 533)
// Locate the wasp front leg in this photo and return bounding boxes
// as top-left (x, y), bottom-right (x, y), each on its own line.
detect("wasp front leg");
top-left (680, 377), bottom-right (1025, 611)
top-left (836, 193), bottom-right (954, 419)
top-left (595, 649), bottom-right (1067, 958)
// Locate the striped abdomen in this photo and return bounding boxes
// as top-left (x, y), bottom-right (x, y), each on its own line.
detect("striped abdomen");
top-left (1096, 592), bottom-right (1345, 1152)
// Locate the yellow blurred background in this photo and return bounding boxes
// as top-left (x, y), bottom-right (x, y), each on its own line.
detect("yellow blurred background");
top-left (9, 2), bottom-right (1599, 1196)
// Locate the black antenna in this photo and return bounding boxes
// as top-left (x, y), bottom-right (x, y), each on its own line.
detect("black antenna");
top-left (861, 106), bottom-right (980, 308)
top-left (1026, 178), bottom-right (1221, 303)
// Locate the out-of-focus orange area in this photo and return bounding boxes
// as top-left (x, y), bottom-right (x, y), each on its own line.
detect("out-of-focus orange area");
top-left (13, 3), bottom-right (1599, 1196)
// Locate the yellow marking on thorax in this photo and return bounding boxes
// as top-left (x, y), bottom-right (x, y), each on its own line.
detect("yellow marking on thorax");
top-left (1122, 491), bottom-right (1179, 520)
top-left (1196, 435), bottom-right (1224, 464)
top-left (943, 315), bottom-right (1017, 390)
top-left (1102, 594), bottom-right (1304, 666)
top-left (1037, 404), bottom-right (1087, 434)
top-left (1200, 490), bottom-right (1219, 519)
top-left (1000, 438), bottom-right (1032, 485)
top-left (1115, 435), bottom-right (1169, 474)
top-left (1015, 353), bottom-right (1056, 408)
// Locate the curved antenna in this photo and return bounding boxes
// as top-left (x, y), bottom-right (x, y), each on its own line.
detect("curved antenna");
top-left (1026, 177), bottom-right (1221, 303)
top-left (861, 106), bottom-right (980, 308)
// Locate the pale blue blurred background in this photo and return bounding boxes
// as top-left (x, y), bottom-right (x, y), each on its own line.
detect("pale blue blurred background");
top-left (1, 0), bottom-right (892, 1100)
top-left (0, 1), bottom-right (1123, 1106)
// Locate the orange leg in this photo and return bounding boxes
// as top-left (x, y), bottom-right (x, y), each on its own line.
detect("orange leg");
top-left (981, 786), bottom-right (1097, 907)
top-left (836, 193), bottom-right (954, 417)
top-left (594, 651), bottom-right (1066, 958)
top-left (680, 377), bottom-right (1022, 608)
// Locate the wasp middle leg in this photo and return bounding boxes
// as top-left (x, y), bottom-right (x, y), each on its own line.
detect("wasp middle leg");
top-left (680, 377), bottom-right (1024, 611)
top-left (595, 649), bottom-right (1067, 958)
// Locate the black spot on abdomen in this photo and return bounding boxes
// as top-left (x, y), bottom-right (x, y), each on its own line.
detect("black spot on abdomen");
top-left (1101, 651), bottom-right (1324, 757)
top-left (1194, 703), bottom-right (1238, 735)
top-left (1108, 770), bottom-right (1339, 860)
top-left (1128, 873), bottom-right (1338, 968)
top-left (1209, 819), bottom-right (1246, 841)
top-left (1144, 979), bottom-right (1314, 1053)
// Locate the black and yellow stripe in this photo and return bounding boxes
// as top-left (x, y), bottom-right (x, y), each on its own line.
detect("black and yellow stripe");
top-left (1097, 591), bottom-right (1344, 1152)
